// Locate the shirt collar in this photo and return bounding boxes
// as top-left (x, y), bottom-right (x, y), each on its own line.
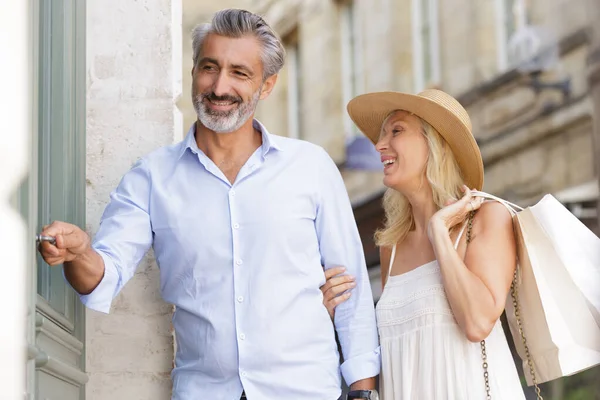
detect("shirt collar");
top-left (253, 119), bottom-right (283, 157)
top-left (178, 124), bottom-right (201, 159)
top-left (178, 119), bottom-right (283, 160)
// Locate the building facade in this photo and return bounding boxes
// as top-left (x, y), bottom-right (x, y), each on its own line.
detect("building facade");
top-left (180, 0), bottom-right (600, 288)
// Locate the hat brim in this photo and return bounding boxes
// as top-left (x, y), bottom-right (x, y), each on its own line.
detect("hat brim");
top-left (347, 92), bottom-right (484, 191)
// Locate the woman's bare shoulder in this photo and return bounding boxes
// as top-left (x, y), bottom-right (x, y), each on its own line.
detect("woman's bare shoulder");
top-left (474, 200), bottom-right (513, 230)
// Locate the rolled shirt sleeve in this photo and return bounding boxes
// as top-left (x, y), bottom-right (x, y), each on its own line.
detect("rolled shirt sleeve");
top-left (75, 158), bottom-right (153, 313)
top-left (314, 147), bottom-right (381, 385)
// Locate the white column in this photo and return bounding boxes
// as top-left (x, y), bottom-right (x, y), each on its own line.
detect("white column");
top-left (0, 2), bottom-right (30, 400)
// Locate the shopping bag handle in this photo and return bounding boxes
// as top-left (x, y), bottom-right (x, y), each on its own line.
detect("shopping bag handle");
top-left (471, 190), bottom-right (524, 214)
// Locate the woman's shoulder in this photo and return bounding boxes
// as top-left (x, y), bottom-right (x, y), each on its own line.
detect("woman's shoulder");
top-left (379, 245), bottom-right (393, 264)
top-left (473, 200), bottom-right (514, 232)
top-left (380, 244), bottom-right (393, 254)
top-left (379, 245), bottom-right (394, 286)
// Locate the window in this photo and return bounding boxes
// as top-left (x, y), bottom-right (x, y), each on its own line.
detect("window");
top-left (495, 0), bottom-right (517, 71)
top-left (411, 0), bottom-right (440, 92)
top-left (340, 0), bottom-right (363, 139)
top-left (285, 35), bottom-right (302, 139)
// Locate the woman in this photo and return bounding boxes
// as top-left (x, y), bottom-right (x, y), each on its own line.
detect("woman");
top-left (321, 90), bottom-right (525, 399)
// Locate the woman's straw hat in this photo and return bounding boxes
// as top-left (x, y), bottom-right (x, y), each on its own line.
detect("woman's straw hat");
top-left (347, 89), bottom-right (484, 190)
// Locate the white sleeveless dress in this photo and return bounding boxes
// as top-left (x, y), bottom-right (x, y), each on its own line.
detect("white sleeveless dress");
top-left (375, 227), bottom-right (526, 400)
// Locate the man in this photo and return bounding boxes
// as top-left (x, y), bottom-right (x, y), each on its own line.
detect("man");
top-left (38, 9), bottom-right (379, 400)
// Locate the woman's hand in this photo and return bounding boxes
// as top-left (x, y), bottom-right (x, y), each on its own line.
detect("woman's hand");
top-left (428, 185), bottom-right (483, 241)
top-left (320, 266), bottom-right (356, 320)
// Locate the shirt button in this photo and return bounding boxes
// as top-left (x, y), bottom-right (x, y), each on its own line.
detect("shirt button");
top-left (237, 296), bottom-right (244, 303)
top-left (230, 190), bottom-right (236, 196)
top-left (242, 371), bottom-right (248, 377)
top-left (236, 259), bottom-right (243, 266)
top-left (239, 333), bottom-right (246, 340)
top-left (233, 223), bottom-right (240, 229)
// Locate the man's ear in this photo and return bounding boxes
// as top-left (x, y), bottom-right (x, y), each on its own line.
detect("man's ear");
top-left (259, 74), bottom-right (278, 100)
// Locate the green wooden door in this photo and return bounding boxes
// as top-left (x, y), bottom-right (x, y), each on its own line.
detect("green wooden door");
top-left (23, 1), bottom-right (88, 399)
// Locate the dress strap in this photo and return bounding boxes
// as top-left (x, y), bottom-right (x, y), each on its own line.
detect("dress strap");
top-left (386, 221), bottom-right (465, 283)
top-left (385, 244), bottom-right (397, 285)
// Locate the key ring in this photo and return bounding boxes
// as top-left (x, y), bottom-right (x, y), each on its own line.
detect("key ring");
top-left (36, 234), bottom-right (56, 246)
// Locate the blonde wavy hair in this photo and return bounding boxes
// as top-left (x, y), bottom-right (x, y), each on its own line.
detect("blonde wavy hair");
top-left (374, 113), bottom-right (466, 247)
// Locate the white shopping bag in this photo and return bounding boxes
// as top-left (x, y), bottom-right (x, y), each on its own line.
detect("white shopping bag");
top-left (472, 191), bottom-right (600, 386)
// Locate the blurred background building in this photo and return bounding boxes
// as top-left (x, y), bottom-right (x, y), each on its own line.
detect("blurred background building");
top-left (182, 0), bottom-right (600, 297)
top-left (10, 0), bottom-right (600, 399)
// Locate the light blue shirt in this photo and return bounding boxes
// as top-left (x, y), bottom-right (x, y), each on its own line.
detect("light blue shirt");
top-left (79, 120), bottom-right (380, 400)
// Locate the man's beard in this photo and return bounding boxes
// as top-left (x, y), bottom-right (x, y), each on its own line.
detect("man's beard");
top-left (192, 87), bottom-right (261, 133)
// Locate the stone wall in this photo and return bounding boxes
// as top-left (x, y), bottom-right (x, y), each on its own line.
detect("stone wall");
top-left (85, 0), bottom-right (182, 398)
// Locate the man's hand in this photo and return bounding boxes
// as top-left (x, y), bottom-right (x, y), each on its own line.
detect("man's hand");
top-left (320, 266), bottom-right (355, 320)
top-left (38, 221), bottom-right (91, 266)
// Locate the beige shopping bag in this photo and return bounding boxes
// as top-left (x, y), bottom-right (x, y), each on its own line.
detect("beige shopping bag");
top-left (472, 191), bottom-right (600, 386)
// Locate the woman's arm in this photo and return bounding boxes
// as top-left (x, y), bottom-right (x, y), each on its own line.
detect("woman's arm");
top-left (429, 193), bottom-right (516, 342)
top-left (320, 246), bottom-right (393, 319)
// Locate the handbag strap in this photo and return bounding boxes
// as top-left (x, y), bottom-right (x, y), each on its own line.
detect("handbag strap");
top-left (467, 205), bottom-right (544, 400)
top-left (465, 212), bottom-right (492, 400)
top-left (510, 266), bottom-right (544, 399)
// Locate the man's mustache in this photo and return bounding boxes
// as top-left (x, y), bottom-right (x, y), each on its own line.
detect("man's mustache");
top-left (202, 92), bottom-right (242, 104)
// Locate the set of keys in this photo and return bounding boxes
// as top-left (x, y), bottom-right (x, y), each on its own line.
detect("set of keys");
top-left (35, 234), bottom-right (56, 246)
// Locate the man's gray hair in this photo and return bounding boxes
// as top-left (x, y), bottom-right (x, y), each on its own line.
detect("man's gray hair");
top-left (192, 9), bottom-right (285, 80)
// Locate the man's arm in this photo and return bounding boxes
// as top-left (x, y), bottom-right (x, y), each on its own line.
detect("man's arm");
top-left (38, 158), bottom-right (154, 313)
top-left (313, 147), bottom-right (380, 388)
top-left (349, 377), bottom-right (377, 391)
